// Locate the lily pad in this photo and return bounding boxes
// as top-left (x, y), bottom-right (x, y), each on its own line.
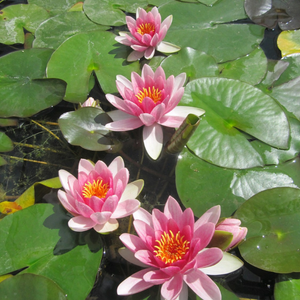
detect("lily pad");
top-left (271, 76), bottom-right (300, 121)
top-left (0, 4), bottom-right (50, 44)
top-left (234, 187), bottom-right (300, 273)
top-left (176, 148), bottom-right (300, 218)
top-left (275, 273), bottom-right (300, 300)
top-left (33, 11), bottom-right (108, 49)
top-left (180, 77), bottom-right (289, 169)
top-left (218, 47), bottom-right (268, 85)
top-left (272, 53), bottom-right (300, 87)
top-left (159, 0), bottom-right (264, 62)
top-left (58, 107), bottom-right (113, 151)
top-left (0, 132), bottom-right (13, 152)
top-left (84, 0), bottom-right (148, 26)
top-left (0, 48), bottom-right (66, 118)
top-left (28, 0), bottom-right (79, 16)
top-left (0, 274), bottom-right (67, 300)
top-left (277, 30), bottom-right (300, 57)
top-left (160, 47), bottom-right (219, 82)
top-left (0, 203), bottom-right (103, 300)
top-left (46, 30), bottom-right (140, 102)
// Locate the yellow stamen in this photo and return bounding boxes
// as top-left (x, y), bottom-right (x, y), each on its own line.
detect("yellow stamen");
top-left (82, 179), bottom-right (109, 199)
top-left (136, 87), bottom-right (162, 104)
top-left (137, 23), bottom-right (155, 35)
top-left (154, 230), bottom-right (190, 264)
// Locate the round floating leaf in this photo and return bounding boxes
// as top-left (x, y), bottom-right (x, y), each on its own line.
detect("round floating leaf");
top-left (33, 11), bottom-right (108, 49)
top-left (176, 148), bottom-right (300, 218)
top-left (0, 48), bottom-right (66, 117)
top-left (0, 4), bottom-right (50, 44)
top-left (277, 30), bottom-right (300, 57)
top-left (84, 0), bottom-right (148, 26)
top-left (251, 116), bottom-right (300, 165)
top-left (46, 30), bottom-right (140, 102)
top-left (0, 274), bottom-right (67, 300)
top-left (234, 187), bottom-right (300, 273)
top-left (180, 77), bottom-right (289, 168)
top-left (28, 0), bottom-right (79, 16)
top-left (161, 47), bottom-right (219, 82)
top-left (271, 76), bottom-right (300, 121)
top-left (58, 107), bottom-right (113, 151)
top-left (0, 203), bottom-right (103, 300)
top-left (218, 47), bottom-right (268, 85)
top-left (159, 1), bottom-right (264, 62)
top-left (275, 273), bottom-right (300, 300)
top-left (0, 132), bottom-right (13, 152)
top-left (273, 53), bottom-right (300, 87)
top-left (197, 0), bottom-right (219, 6)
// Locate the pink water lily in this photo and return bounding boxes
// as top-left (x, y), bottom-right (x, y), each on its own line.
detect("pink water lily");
top-left (105, 64), bottom-right (205, 160)
top-left (216, 218), bottom-right (248, 251)
top-left (117, 196), bottom-right (231, 300)
top-left (116, 7), bottom-right (180, 61)
top-left (57, 156), bottom-right (143, 233)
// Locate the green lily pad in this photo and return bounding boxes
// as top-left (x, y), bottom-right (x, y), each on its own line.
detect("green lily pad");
top-left (0, 132), bottom-right (13, 152)
top-left (160, 47), bottom-right (219, 82)
top-left (83, 0), bottom-right (148, 26)
top-left (176, 148), bottom-right (300, 218)
top-left (58, 107), bottom-right (113, 151)
top-left (180, 77), bottom-right (289, 169)
top-left (275, 273), bottom-right (300, 300)
top-left (272, 53), bottom-right (300, 87)
top-left (251, 116), bottom-right (300, 165)
top-left (234, 187), bottom-right (300, 273)
top-left (271, 76), bottom-right (300, 121)
top-left (33, 11), bottom-right (108, 49)
top-left (277, 30), bottom-right (300, 57)
top-left (28, 0), bottom-right (79, 16)
top-left (46, 30), bottom-right (140, 102)
top-left (0, 48), bottom-right (66, 118)
top-left (0, 274), bottom-right (67, 300)
top-left (0, 4), bottom-right (50, 44)
top-left (197, 0), bottom-right (219, 6)
top-left (159, 0), bottom-right (264, 62)
top-left (218, 47), bottom-right (268, 85)
top-left (0, 203), bottom-right (103, 300)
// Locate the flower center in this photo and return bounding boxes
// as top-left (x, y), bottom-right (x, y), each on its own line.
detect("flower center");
top-left (154, 230), bottom-right (190, 264)
top-left (137, 22), bottom-right (155, 35)
top-left (82, 179), bottom-right (109, 199)
top-left (136, 86), bottom-right (162, 104)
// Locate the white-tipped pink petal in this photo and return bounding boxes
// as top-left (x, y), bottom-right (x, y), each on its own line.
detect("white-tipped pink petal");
top-left (117, 269), bottom-right (155, 296)
top-left (201, 252), bottom-right (244, 276)
top-left (127, 50), bottom-right (145, 62)
top-left (111, 199), bottom-right (140, 218)
top-left (164, 196), bottom-right (183, 220)
top-left (133, 207), bottom-right (153, 226)
top-left (161, 273), bottom-right (183, 300)
top-left (119, 179), bottom-right (144, 203)
top-left (160, 15), bottom-right (173, 30)
top-left (144, 46), bottom-right (155, 60)
top-left (184, 269), bottom-right (221, 300)
top-left (58, 170), bottom-right (75, 194)
top-left (94, 218), bottom-right (119, 233)
top-left (78, 158), bottom-right (95, 175)
top-left (142, 123), bottom-right (163, 160)
top-left (156, 41), bottom-right (181, 53)
top-left (119, 247), bottom-right (149, 268)
top-left (57, 190), bottom-right (79, 215)
top-left (105, 115), bottom-right (144, 131)
top-left (195, 205), bottom-right (221, 230)
top-left (108, 156), bottom-right (125, 177)
top-left (68, 216), bottom-right (96, 232)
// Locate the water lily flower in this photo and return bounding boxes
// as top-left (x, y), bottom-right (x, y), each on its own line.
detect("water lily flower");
top-left (117, 196), bottom-right (243, 300)
top-left (80, 97), bottom-right (99, 108)
top-left (115, 7), bottom-right (180, 61)
top-left (216, 218), bottom-right (248, 251)
top-left (105, 64), bottom-right (205, 160)
top-left (57, 156), bottom-right (143, 233)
